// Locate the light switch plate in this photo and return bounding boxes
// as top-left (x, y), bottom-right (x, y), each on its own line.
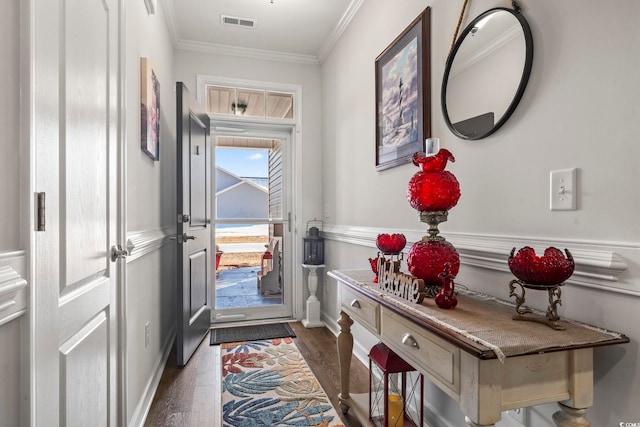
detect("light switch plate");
top-left (550, 168), bottom-right (577, 211)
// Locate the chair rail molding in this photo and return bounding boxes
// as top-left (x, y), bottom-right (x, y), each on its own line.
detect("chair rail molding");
top-left (0, 250), bottom-right (28, 325)
top-left (323, 224), bottom-right (638, 296)
top-left (126, 227), bottom-right (175, 263)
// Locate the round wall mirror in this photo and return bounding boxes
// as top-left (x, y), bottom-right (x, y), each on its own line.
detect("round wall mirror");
top-left (441, 7), bottom-right (533, 140)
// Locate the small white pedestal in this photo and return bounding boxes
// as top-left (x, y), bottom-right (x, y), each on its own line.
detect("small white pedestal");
top-left (301, 264), bottom-right (325, 328)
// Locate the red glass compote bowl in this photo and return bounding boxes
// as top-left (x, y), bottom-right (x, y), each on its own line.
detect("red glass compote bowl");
top-left (370, 234), bottom-right (406, 284)
top-left (376, 233), bottom-right (407, 255)
top-left (507, 246), bottom-right (575, 329)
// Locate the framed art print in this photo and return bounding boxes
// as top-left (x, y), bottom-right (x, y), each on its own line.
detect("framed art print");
top-left (141, 57), bottom-right (160, 161)
top-left (375, 7), bottom-right (430, 171)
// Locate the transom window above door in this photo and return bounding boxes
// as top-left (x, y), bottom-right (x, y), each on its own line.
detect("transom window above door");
top-left (205, 85), bottom-right (294, 119)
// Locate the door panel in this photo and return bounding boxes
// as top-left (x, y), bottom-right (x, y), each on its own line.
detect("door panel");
top-left (177, 82), bottom-right (211, 366)
top-left (59, 313), bottom-right (109, 427)
top-left (33, 0), bottom-right (120, 425)
top-left (189, 113), bottom-right (208, 227)
top-left (189, 250), bottom-right (208, 319)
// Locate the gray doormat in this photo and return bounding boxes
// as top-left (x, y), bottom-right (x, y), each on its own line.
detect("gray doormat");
top-left (210, 323), bottom-right (296, 345)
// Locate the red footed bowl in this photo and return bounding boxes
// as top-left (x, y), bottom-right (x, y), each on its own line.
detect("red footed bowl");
top-left (508, 246), bottom-right (575, 287)
top-left (376, 233), bottom-right (406, 255)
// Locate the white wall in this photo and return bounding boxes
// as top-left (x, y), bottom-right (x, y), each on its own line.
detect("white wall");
top-left (0, 1), bottom-right (28, 426)
top-left (321, 0), bottom-right (640, 426)
top-left (124, 1), bottom-right (177, 424)
top-left (0, 0), bottom-right (20, 252)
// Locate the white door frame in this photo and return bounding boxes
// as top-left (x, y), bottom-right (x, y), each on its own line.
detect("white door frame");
top-left (196, 74), bottom-right (305, 323)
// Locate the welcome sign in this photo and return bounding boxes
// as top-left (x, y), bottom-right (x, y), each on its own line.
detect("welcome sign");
top-left (377, 257), bottom-right (426, 304)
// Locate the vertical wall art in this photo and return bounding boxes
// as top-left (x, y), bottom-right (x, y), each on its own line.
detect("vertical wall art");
top-left (375, 7), bottom-right (431, 171)
top-left (141, 57), bottom-right (160, 161)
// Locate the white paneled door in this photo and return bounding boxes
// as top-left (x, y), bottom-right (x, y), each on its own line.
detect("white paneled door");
top-left (32, 0), bottom-right (122, 426)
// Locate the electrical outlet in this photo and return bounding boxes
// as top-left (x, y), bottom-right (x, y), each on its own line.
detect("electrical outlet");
top-left (507, 407), bottom-right (527, 426)
top-left (145, 321), bottom-right (150, 348)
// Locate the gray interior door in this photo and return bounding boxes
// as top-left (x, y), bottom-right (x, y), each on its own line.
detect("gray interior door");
top-left (176, 82), bottom-right (212, 366)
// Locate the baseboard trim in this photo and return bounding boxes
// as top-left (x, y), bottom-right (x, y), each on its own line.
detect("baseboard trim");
top-left (323, 224), bottom-right (640, 296)
top-left (128, 327), bottom-right (176, 427)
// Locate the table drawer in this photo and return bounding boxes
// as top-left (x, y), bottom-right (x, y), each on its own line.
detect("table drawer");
top-left (381, 308), bottom-right (459, 395)
top-left (340, 285), bottom-right (379, 334)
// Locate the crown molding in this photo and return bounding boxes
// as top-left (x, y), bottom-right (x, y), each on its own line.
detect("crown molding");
top-left (175, 39), bottom-right (320, 65)
top-left (322, 224), bottom-right (639, 296)
top-left (161, 0), bottom-right (363, 65)
top-left (159, 0), bottom-right (179, 47)
top-left (317, 0), bottom-right (365, 63)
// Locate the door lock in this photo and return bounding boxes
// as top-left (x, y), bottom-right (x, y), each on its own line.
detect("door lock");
top-left (178, 214), bottom-right (190, 223)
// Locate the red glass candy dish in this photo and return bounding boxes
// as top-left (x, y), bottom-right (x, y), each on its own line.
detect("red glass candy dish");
top-left (375, 233), bottom-right (407, 255)
top-left (508, 246), bottom-right (575, 287)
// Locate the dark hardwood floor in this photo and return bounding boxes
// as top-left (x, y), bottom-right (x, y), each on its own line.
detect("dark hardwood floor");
top-left (144, 322), bottom-right (369, 426)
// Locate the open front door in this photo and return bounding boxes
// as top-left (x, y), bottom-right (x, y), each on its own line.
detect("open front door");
top-left (176, 82), bottom-right (212, 366)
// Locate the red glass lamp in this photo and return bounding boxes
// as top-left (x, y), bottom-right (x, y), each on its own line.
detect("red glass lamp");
top-left (406, 141), bottom-right (461, 296)
top-left (369, 343), bottom-right (424, 427)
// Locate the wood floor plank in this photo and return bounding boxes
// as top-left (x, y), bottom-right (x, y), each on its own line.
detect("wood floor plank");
top-left (145, 322), bottom-right (367, 427)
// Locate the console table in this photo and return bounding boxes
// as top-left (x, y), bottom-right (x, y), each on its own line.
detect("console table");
top-left (328, 269), bottom-right (629, 427)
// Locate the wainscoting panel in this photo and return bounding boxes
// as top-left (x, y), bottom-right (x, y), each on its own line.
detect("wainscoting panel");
top-left (323, 225), bottom-right (640, 297)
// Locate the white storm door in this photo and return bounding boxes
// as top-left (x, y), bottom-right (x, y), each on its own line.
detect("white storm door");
top-left (32, 0), bottom-right (121, 426)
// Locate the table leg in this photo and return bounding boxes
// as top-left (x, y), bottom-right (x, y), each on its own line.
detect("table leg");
top-left (336, 310), bottom-right (354, 413)
top-left (465, 417), bottom-right (495, 427)
top-left (552, 403), bottom-right (591, 426)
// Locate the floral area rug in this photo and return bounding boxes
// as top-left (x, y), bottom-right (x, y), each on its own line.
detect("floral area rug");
top-left (221, 337), bottom-right (345, 427)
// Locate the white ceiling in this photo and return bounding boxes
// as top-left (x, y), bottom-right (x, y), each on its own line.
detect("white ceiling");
top-left (163, 0), bottom-right (363, 64)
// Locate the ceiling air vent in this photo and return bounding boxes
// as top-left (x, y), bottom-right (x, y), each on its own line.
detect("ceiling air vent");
top-left (221, 14), bottom-right (257, 29)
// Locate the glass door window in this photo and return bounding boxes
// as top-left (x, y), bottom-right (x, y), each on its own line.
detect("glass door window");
top-left (212, 133), bottom-right (291, 323)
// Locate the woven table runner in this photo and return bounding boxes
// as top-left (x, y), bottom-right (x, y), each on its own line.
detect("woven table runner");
top-left (334, 270), bottom-right (624, 362)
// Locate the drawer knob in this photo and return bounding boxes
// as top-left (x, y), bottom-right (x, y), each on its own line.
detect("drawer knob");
top-left (350, 299), bottom-right (361, 309)
top-left (402, 333), bottom-right (419, 349)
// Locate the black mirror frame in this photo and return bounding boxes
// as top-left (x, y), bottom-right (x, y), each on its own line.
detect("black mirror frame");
top-left (441, 7), bottom-right (534, 140)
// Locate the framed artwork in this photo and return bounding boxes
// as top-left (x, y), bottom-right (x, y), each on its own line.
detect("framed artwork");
top-left (141, 57), bottom-right (160, 161)
top-left (375, 7), bottom-right (430, 171)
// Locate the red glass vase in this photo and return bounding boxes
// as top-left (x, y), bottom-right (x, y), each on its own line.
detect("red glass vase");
top-left (368, 257), bottom-right (380, 283)
top-left (407, 239), bottom-right (460, 288)
top-left (435, 263), bottom-right (457, 309)
top-left (407, 149), bottom-right (461, 212)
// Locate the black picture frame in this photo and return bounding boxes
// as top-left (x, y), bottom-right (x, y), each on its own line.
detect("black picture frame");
top-left (375, 7), bottom-right (430, 171)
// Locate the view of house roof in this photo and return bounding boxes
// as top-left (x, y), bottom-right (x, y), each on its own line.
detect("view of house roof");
top-left (215, 166), bottom-right (268, 196)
